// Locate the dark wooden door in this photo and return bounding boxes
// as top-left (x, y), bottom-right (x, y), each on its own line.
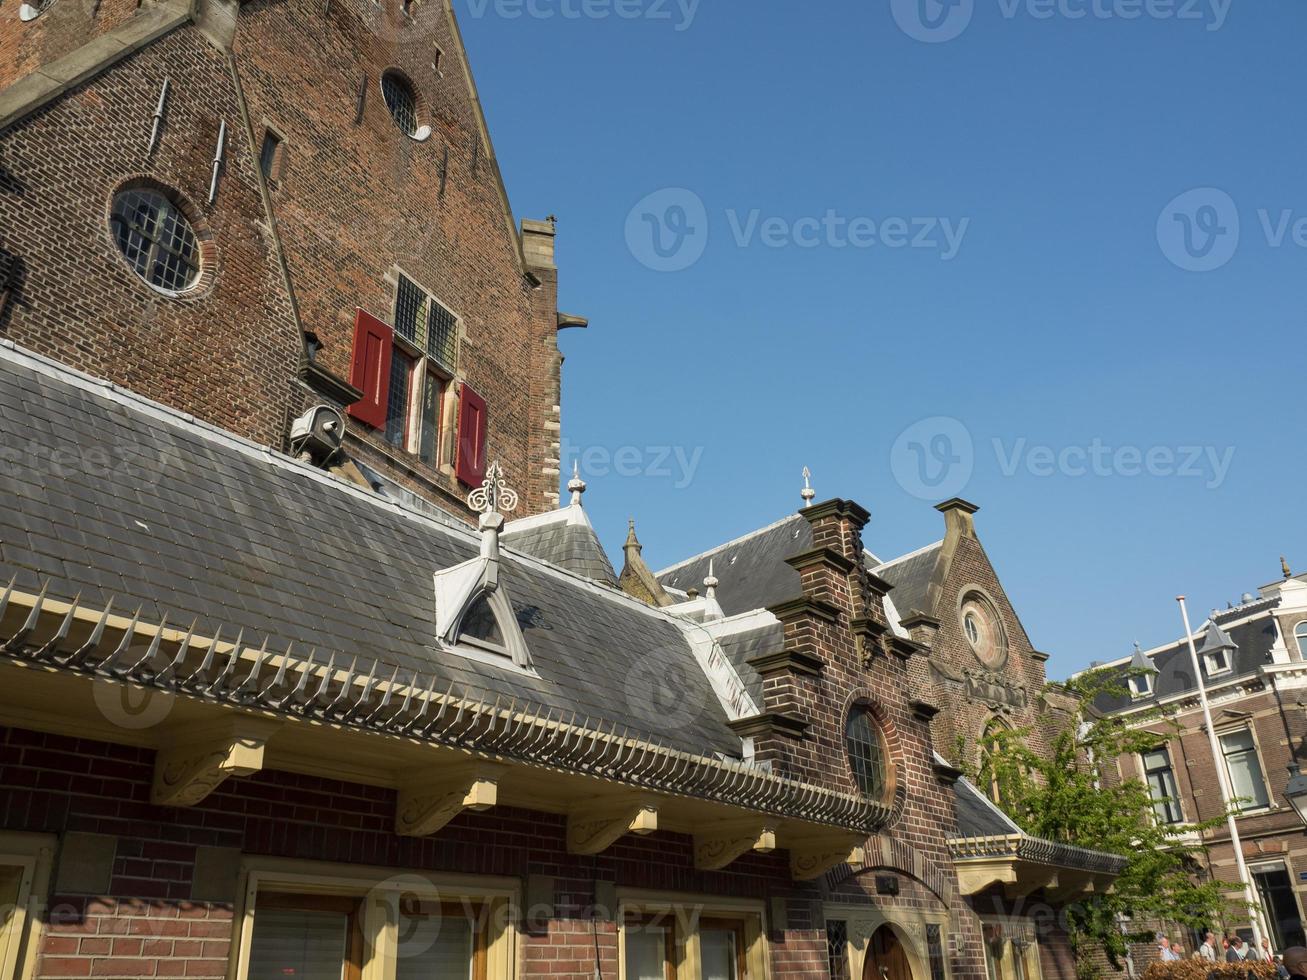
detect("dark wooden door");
top-left (863, 926), bottom-right (914, 980)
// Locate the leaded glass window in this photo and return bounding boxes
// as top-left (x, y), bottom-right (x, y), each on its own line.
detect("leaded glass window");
top-left (110, 189), bottom-right (201, 293)
top-left (846, 704), bottom-right (887, 800)
top-left (381, 71), bottom-right (418, 136)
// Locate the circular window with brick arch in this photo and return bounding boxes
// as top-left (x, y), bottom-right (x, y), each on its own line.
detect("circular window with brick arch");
top-left (108, 183), bottom-right (212, 297)
top-left (959, 590), bottom-right (1007, 669)
top-left (380, 70), bottom-right (430, 140)
top-left (845, 703), bottom-right (890, 801)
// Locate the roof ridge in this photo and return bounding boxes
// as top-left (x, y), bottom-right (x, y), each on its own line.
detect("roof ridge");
top-left (873, 539), bottom-right (944, 572)
top-left (655, 513), bottom-right (807, 577)
top-left (0, 340), bottom-right (688, 627)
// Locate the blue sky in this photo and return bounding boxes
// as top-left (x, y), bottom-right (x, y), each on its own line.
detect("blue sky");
top-left (456, 0), bottom-right (1306, 678)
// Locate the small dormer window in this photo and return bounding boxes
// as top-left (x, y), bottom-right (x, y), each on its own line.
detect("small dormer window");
top-left (459, 594), bottom-right (505, 652)
top-left (1129, 673), bottom-right (1153, 699)
top-left (1204, 649), bottom-right (1231, 676)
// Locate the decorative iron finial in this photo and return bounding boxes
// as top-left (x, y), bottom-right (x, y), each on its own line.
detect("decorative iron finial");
top-left (801, 466), bottom-right (815, 508)
top-left (704, 559), bottom-right (719, 600)
top-left (466, 461), bottom-right (519, 516)
top-left (1283, 556), bottom-right (1293, 580)
top-left (567, 460), bottom-right (587, 507)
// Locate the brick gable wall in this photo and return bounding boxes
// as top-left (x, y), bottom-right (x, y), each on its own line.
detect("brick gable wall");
top-left (0, 26), bottom-right (303, 449)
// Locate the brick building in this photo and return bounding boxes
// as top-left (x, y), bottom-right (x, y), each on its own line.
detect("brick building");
top-left (1087, 567), bottom-right (1307, 957)
top-left (0, 2), bottom-right (1123, 980)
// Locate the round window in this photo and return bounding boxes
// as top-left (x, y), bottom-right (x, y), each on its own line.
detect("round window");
top-left (960, 592), bottom-right (1007, 667)
top-left (381, 70), bottom-right (420, 137)
top-left (846, 704), bottom-right (888, 800)
top-left (109, 188), bottom-right (202, 294)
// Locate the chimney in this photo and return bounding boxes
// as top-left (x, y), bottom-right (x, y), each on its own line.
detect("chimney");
top-left (521, 217), bottom-right (557, 271)
top-left (935, 497), bottom-right (979, 542)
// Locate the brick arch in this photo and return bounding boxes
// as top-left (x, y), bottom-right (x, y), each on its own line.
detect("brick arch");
top-left (820, 835), bottom-right (956, 907)
top-left (839, 687), bottom-right (908, 827)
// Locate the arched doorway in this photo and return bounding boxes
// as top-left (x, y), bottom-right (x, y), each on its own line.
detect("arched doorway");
top-left (862, 925), bottom-right (914, 980)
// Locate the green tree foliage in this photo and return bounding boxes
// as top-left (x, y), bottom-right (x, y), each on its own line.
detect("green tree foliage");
top-left (966, 667), bottom-right (1237, 974)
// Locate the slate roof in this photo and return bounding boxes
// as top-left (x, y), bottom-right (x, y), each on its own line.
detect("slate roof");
top-left (503, 514), bottom-right (618, 586)
top-left (714, 621), bottom-right (784, 706)
top-left (1092, 615), bottom-right (1279, 714)
top-left (0, 344), bottom-right (738, 757)
top-left (952, 775), bottom-right (1022, 838)
top-left (656, 515), bottom-right (813, 618)
top-left (873, 543), bottom-right (942, 619)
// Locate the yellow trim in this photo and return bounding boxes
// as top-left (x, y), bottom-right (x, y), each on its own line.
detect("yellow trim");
top-left (230, 857), bottom-right (519, 980)
top-left (616, 891), bottom-right (768, 980)
top-left (0, 833), bottom-right (55, 980)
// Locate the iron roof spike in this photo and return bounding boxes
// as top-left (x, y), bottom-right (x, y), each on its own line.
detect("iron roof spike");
top-left (101, 605), bottom-right (142, 677)
top-left (0, 574), bottom-right (16, 630)
top-left (384, 671), bottom-right (414, 729)
top-left (282, 647), bottom-right (318, 710)
top-left (127, 612), bottom-right (169, 677)
top-left (309, 650), bottom-right (338, 707)
top-left (405, 674), bottom-right (436, 733)
top-left (233, 636), bottom-right (270, 698)
top-left (156, 618), bottom-right (197, 686)
top-left (354, 658), bottom-right (380, 710)
top-left (9, 579), bottom-right (50, 652)
top-left (183, 624), bottom-right (220, 687)
top-left (267, 649), bottom-right (305, 710)
top-left (35, 590), bottom-right (81, 659)
top-left (325, 655), bottom-right (359, 715)
top-left (419, 681), bottom-right (453, 737)
top-left (63, 596), bottom-right (114, 668)
top-left (206, 627), bottom-right (244, 693)
top-left (365, 665), bottom-right (400, 724)
top-left (260, 642), bottom-right (293, 697)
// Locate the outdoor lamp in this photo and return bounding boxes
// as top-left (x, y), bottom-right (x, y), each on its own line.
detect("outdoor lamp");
top-left (1284, 764), bottom-right (1307, 827)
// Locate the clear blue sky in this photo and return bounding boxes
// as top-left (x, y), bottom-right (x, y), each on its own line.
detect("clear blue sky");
top-left (456, 0), bottom-right (1306, 679)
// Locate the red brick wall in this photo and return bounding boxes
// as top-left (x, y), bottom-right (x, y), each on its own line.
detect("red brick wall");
top-left (0, 0), bottom-right (142, 93)
top-left (231, 0), bottom-right (561, 515)
top-left (924, 525), bottom-right (1059, 773)
top-left (0, 26), bottom-right (303, 450)
top-left (1, 724), bottom-right (857, 980)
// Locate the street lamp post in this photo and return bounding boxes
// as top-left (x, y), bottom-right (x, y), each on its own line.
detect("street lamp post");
top-left (1284, 764), bottom-right (1307, 827)
top-left (1177, 596), bottom-right (1266, 949)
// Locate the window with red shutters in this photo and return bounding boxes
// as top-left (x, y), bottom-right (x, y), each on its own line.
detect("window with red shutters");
top-left (455, 383), bottom-right (487, 486)
top-left (347, 309), bottom-right (393, 430)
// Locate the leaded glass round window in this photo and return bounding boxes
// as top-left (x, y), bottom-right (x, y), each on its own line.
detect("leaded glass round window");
top-left (846, 704), bottom-right (888, 800)
top-left (109, 189), bottom-right (201, 294)
top-left (381, 71), bottom-right (418, 136)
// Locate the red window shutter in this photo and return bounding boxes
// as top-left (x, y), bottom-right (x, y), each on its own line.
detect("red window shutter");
top-left (346, 309), bottom-right (393, 430)
top-left (455, 383), bottom-right (487, 486)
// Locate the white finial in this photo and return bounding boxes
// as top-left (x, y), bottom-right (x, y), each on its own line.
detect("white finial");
top-left (704, 558), bottom-right (719, 600)
top-left (801, 466), bottom-right (816, 507)
top-left (467, 461), bottom-right (519, 517)
top-left (567, 460), bottom-right (587, 507)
